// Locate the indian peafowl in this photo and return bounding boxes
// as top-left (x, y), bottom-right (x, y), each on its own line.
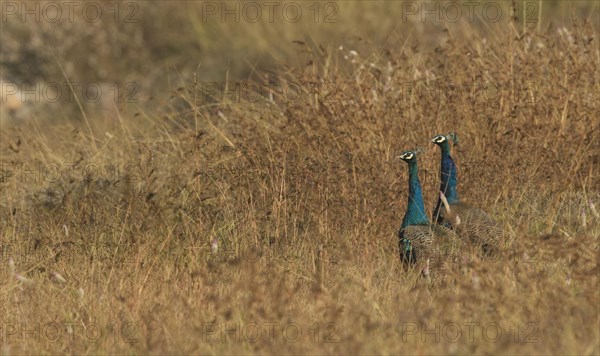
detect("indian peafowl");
top-left (397, 150), bottom-right (461, 272)
top-left (431, 133), bottom-right (504, 255)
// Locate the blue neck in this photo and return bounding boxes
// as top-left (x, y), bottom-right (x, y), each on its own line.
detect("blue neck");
top-left (401, 162), bottom-right (430, 228)
top-left (439, 143), bottom-right (460, 203)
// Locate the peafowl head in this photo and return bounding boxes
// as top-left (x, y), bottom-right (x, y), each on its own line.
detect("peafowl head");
top-left (431, 133), bottom-right (458, 152)
top-left (397, 150), bottom-right (417, 164)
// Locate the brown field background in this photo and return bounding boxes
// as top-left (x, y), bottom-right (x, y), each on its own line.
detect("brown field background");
top-left (1, 0), bottom-right (599, 354)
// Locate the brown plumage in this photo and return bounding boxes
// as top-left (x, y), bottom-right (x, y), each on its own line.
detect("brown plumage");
top-left (400, 224), bottom-right (463, 278)
top-left (438, 191), bottom-right (504, 256)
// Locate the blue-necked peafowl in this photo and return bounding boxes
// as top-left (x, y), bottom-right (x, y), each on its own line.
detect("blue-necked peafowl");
top-left (431, 134), bottom-right (504, 255)
top-left (397, 150), bottom-right (460, 271)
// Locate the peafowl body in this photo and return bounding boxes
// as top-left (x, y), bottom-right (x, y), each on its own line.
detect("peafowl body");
top-left (397, 151), bottom-right (460, 271)
top-left (431, 134), bottom-right (504, 255)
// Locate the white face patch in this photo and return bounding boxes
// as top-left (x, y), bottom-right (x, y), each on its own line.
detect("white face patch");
top-left (432, 135), bottom-right (446, 143)
top-left (402, 153), bottom-right (414, 160)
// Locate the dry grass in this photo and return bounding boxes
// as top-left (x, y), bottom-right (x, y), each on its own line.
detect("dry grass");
top-left (1, 1), bottom-right (599, 354)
